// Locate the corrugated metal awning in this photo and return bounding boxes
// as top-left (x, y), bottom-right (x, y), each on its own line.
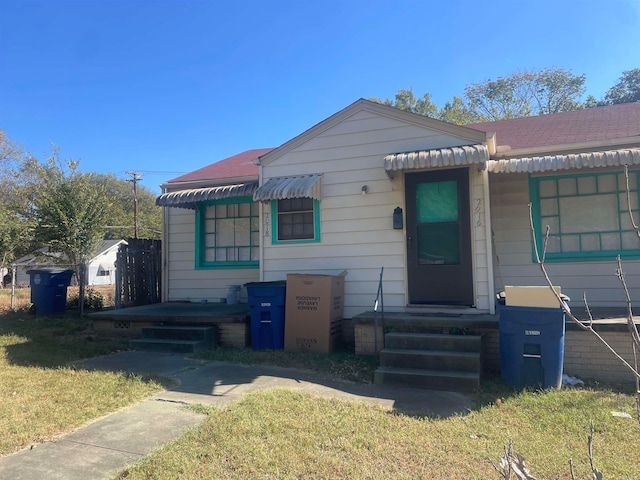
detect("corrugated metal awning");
top-left (384, 144), bottom-right (489, 173)
top-left (156, 182), bottom-right (258, 210)
top-left (488, 148), bottom-right (640, 174)
top-left (253, 174), bottom-right (322, 202)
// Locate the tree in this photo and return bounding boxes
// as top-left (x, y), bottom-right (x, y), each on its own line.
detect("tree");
top-left (0, 129), bottom-right (34, 271)
top-left (464, 73), bottom-right (534, 121)
top-left (438, 96), bottom-right (477, 125)
top-left (369, 87), bottom-right (439, 117)
top-left (529, 68), bottom-right (586, 114)
top-left (94, 173), bottom-right (162, 240)
top-left (371, 68), bottom-right (587, 126)
top-left (604, 68), bottom-right (640, 105)
top-left (464, 69), bottom-right (586, 121)
top-left (28, 153), bottom-right (111, 272)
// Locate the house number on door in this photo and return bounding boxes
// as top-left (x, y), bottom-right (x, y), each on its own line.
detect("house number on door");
top-left (474, 198), bottom-right (483, 227)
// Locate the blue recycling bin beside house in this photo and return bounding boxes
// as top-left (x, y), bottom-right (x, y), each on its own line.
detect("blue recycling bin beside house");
top-left (27, 269), bottom-right (75, 315)
top-left (245, 281), bottom-right (287, 350)
top-left (498, 304), bottom-right (565, 389)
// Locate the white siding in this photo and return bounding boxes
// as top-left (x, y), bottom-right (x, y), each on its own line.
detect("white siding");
top-left (490, 173), bottom-right (640, 308)
top-left (165, 207), bottom-right (259, 302)
top-left (87, 246), bottom-right (119, 285)
top-left (261, 109), bottom-right (492, 318)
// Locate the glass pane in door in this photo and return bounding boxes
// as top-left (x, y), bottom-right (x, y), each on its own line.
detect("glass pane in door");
top-left (416, 180), bottom-right (460, 265)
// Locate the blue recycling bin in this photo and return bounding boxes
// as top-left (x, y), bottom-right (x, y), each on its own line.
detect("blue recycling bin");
top-left (498, 304), bottom-right (565, 389)
top-left (27, 269), bottom-right (75, 315)
top-left (245, 281), bottom-right (286, 350)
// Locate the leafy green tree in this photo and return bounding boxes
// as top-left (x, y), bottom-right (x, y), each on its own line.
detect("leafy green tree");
top-left (374, 68), bottom-right (587, 125)
top-left (604, 68), bottom-right (640, 104)
top-left (94, 173), bottom-right (162, 240)
top-left (438, 96), bottom-right (477, 125)
top-left (529, 68), bottom-right (586, 114)
top-left (0, 129), bottom-right (34, 270)
top-left (464, 73), bottom-right (535, 121)
top-left (370, 87), bottom-right (439, 117)
top-left (28, 153), bottom-right (111, 271)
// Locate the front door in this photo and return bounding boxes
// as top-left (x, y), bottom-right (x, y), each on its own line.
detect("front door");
top-left (405, 168), bottom-right (473, 306)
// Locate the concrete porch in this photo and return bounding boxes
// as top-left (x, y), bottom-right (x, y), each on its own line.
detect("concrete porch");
top-left (353, 308), bottom-right (640, 388)
top-left (91, 302), bottom-right (251, 348)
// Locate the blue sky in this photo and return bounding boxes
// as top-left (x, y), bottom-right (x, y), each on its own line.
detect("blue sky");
top-left (1, 0), bottom-right (639, 193)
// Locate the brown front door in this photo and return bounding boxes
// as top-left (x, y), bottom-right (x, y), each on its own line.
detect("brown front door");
top-left (405, 168), bottom-right (474, 306)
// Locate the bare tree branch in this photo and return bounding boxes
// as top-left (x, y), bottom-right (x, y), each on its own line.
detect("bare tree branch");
top-left (529, 203), bottom-right (640, 380)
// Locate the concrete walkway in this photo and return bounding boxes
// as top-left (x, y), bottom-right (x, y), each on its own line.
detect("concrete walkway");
top-left (0, 351), bottom-right (472, 480)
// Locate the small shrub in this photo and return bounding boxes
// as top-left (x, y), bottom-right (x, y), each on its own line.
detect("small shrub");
top-left (66, 287), bottom-right (104, 311)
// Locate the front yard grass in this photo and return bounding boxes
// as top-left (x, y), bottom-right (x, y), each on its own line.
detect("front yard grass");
top-left (116, 387), bottom-right (640, 479)
top-left (0, 310), bottom-right (164, 456)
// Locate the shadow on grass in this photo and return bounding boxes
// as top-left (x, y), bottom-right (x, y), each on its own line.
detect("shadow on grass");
top-left (1, 311), bottom-right (178, 390)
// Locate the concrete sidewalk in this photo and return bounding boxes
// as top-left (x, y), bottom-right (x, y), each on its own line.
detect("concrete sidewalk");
top-left (0, 351), bottom-right (472, 480)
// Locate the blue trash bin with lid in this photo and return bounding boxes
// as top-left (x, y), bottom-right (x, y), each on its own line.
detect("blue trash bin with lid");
top-left (245, 281), bottom-right (286, 350)
top-left (498, 303), bottom-right (565, 389)
top-left (27, 269), bottom-right (75, 315)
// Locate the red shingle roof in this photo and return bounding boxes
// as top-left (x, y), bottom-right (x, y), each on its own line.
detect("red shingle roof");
top-left (168, 148), bottom-right (275, 183)
top-left (468, 102), bottom-right (640, 151)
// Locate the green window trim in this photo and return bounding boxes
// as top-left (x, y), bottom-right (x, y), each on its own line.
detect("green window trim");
top-left (195, 196), bottom-right (259, 270)
top-left (271, 198), bottom-right (321, 245)
top-left (529, 171), bottom-right (640, 263)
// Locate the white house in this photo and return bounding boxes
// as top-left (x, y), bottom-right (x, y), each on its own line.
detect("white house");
top-left (13, 239), bottom-right (127, 286)
top-left (158, 99), bottom-right (640, 313)
top-left (156, 99), bottom-right (640, 384)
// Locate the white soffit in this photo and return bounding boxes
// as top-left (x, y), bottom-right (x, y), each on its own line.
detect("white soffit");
top-left (384, 144), bottom-right (489, 172)
top-left (253, 174), bottom-right (322, 202)
top-left (488, 148), bottom-right (640, 174)
top-left (156, 182), bottom-right (259, 210)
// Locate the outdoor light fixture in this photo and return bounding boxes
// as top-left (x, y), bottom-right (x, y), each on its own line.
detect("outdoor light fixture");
top-left (361, 185), bottom-right (369, 195)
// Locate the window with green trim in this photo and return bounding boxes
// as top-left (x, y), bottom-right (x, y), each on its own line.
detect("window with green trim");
top-left (530, 171), bottom-right (640, 262)
top-left (271, 198), bottom-right (321, 244)
top-left (196, 197), bottom-right (259, 268)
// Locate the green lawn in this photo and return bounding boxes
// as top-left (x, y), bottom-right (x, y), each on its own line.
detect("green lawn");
top-left (1, 292), bottom-right (638, 478)
top-left (0, 311), bottom-right (164, 455)
top-left (115, 388), bottom-right (640, 479)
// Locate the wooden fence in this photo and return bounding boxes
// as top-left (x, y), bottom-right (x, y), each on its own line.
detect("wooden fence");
top-left (115, 239), bottom-right (161, 308)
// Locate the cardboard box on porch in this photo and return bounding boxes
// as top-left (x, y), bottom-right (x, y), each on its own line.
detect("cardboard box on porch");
top-left (504, 285), bottom-right (562, 308)
top-left (285, 271), bottom-right (347, 353)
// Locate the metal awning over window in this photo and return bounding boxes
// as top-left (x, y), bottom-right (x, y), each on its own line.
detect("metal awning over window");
top-left (156, 182), bottom-right (259, 210)
top-left (487, 148), bottom-right (640, 174)
top-left (253, 174), bottom-right (322, 202)
top-left (384, 144), bottom-right (489, 173)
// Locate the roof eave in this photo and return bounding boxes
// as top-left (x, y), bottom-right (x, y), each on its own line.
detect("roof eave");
top-left (493, 135), bottom-right (640, 159)
top-left (160, 175), bottom-right (259, 192)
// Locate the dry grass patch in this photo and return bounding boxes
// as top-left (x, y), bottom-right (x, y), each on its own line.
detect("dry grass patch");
top-left (117, 388), bottom-right (640, 479)
top-left (0, 312), bottom-right (163, 455)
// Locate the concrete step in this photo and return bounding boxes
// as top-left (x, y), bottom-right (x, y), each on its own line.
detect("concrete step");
top-left (129, 338), bottom-right (209, 353)
top-left (140, 325), bottom-right (216, 345)
top-left (384, 332), bottom-right (481, 352)
top-left (379, 348), bottom-right (480, 372)
top-left (374, 366), bottom-right (480, 393)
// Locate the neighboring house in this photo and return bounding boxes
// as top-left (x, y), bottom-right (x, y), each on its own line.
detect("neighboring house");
top-left (157, 99), bottom-right (640, 314)
top-left (13, 246), bottom-right (66, 286)
top-left (12, 240), bottom-right (127, 286)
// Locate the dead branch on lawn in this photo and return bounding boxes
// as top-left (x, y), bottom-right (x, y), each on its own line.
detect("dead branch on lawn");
top-left (528, 203), bottom-right (640, 381)
top-left (491, 439), bottom-right (537, 480)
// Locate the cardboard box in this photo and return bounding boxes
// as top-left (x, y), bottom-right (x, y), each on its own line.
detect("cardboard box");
top-left (285, 271), bottom-right (347, 353)
top-left (504, 285), bottom-right (562, 308)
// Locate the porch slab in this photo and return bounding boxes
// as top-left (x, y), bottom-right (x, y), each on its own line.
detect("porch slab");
top-left (91, 302), bottom-right (250, 324)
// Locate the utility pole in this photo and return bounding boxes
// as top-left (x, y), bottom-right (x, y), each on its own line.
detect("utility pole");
top-left (126, 171), bottom-right (143, 239)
